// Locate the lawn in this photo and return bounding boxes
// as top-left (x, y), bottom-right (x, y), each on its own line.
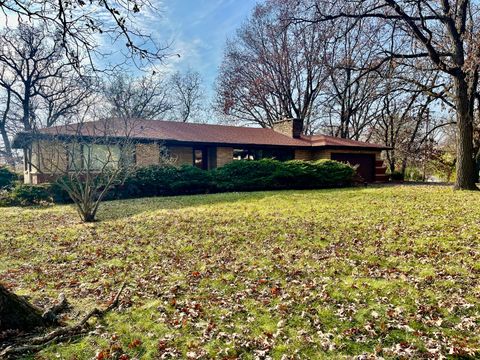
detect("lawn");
top-left (1, 185), bottom-right (479, 359)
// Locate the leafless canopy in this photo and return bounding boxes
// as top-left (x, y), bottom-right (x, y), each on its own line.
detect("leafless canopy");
top-left (103, 73), bottom-right (172, 120)
top-left (216, 0), bottom-right (330, 133)
top-left (292, 0), bottom-right (480, 189)
top-left (0, 23), bottom-right (95, 165)
top-left (169, 70), bottom-right (204, 122)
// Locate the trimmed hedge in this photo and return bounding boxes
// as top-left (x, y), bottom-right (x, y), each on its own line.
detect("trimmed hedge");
top-left (0, 159), bottom-right (355, 207)
top-left (112, 159), bottom-right (355, 199)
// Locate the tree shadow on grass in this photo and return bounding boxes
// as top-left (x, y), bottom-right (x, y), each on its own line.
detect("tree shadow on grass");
top-left (94, 187), bottom-right (358, 222)
top-left (94, 191), bottom-right (274, 222)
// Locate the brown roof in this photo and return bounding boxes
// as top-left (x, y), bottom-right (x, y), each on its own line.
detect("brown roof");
top-left (17, 118), bottom-right (388, 150)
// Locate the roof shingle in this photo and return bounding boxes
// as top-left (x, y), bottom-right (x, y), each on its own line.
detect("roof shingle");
top-left (23, 118), bottom-right (389, 150)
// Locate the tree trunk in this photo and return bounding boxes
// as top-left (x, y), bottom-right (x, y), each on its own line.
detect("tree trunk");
top-left (0, 127), bottom-right (14, 166)
top-left (454, 79), bottom-right (478, 190)
top-left (0, 284), bottom-right (48, 332)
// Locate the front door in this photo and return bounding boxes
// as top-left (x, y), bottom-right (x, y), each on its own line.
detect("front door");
top-left (193, 147), bottom-right (208, 170)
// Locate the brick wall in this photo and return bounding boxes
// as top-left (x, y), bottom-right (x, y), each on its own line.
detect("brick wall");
top-left (272, 120), bottom-right (293, 137)
top-left (135, 143), bottom-right (160, 166)
top-left (294, 149), bottom-right (312, 161)
top-left (217, 147), bottom-right (233, 167)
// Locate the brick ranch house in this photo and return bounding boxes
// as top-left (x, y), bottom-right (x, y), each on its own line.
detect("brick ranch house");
top-left (13, 118), bottom-right (389, 184)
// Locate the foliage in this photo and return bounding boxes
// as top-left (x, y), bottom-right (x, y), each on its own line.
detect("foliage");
top-left (0, 166), bottom-right (17, 190)
top-left (404, 167), bottom-right (423, 182)
top-left (0, 186), bottom-right (479, 358)
top-left (171, 165), bottom-right (215, 195)
top-left (115, 160), bottom-right (354, 198)
top-left (390, 170), bottom-right (405, 181)
top-left (275, 159), bottom-right (355, 189)
top-left (214, 159), bottom-right (280, 191)
top-left (8, 184), bottom-right (52, 206)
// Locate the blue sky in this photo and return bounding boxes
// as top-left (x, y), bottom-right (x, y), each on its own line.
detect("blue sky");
top-left (143, 0), bottom-right (257, 97)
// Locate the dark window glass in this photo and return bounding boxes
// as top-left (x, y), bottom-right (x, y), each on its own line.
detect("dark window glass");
top-left (233, 148), bottom-right (293, 161)
top-left (194, 149), bottom-right (203, 169)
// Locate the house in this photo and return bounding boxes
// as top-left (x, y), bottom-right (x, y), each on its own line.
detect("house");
top-left (12, 118), bottom-right (389, 184)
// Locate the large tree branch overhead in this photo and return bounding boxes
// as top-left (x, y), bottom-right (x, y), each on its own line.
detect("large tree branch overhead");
top-left (0, 0), bottom-right (169, 69)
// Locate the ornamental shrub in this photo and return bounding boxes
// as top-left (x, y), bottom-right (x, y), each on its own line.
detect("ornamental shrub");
top-left (0, 166), bottom-right (17, 190)
top-left (9, 184), bottom-right (52, 205)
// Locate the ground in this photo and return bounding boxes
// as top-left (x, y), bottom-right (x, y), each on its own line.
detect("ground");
top-left (1, 186), bottom-right (479, 359)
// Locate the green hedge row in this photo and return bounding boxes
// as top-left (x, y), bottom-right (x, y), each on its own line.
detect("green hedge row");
top-left (110, 159), bottom-right (355, 199)
top-left (0, 159), bottom-right (355, 206)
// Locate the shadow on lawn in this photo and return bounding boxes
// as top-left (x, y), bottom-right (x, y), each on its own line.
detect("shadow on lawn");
top-left (94, 191), bottom-right (276, 222)
top-left (94, 187), bottom-right (358, 222)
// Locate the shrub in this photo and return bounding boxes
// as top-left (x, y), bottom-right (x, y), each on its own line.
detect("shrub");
top-left (119, 165), bottom-right (179, 198)
top-left (405, 167), bottom-right (423, 181)
top-left (113, 160), bottom-right (355, 198)
top-left (113, 164), bottom-right (214, 199)
top-left (390, 170), bottom-right (405, 181)
top-left (271, 159), bottom-right (355, 189)
top-left (171, 165), bottom-right (214, 195)
top-left (214, 159), bottom-right (355, 192)
top-left (9, 184), bottom-right (52, 206)
top-left (214, 159), bottom-right (280, 192)
top-left (47, 180), bottom-right (73, 204)
top-left (0, 166), bottom-right (17, 190)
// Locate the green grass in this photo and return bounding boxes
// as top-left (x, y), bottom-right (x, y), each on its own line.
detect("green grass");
top-left (1, 185), bottom-right (479, 359)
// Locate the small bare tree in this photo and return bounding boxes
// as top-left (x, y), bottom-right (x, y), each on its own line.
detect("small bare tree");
top-left (33, 117), bottom-right (139, 222)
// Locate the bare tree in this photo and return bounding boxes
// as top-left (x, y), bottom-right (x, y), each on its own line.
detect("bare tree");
top-left (0, 24), bottom-right (94, 165)
top-left (298, 0), bottom-right (480, 189)
top-left (103, 73), bottom-right (173, 119)
top-left (320, 16), bottom-right (384, 140)
top-left (216, 0), bottom-right (330, 133)
top-left (169, 70), bottom-right (204, 122)
top-left (31, 117), bottom-right (140, 222)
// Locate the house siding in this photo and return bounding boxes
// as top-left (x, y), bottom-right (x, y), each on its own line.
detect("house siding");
top-left (294, 149), bottom-right (312, 161)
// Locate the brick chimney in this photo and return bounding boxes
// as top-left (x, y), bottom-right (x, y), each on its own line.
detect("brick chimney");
top-left (272, 118), bottom-right (303, 138)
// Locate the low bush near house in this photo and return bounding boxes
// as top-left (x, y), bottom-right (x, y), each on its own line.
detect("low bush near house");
top-left (1, 160), bottom-right (355, 206)
top-left (9, 184), bottom-right (52, 206)
top-left (0, 166), bottom-right (17, 190)
top-left (114, 159), bottom-right (354, 199)
top-left (273, 159), bottom-right (356, 189)
top-left (171, 165), bottom-right (215, 195)
top-left (215, 159), bottom-right (279, 191)
top-left (114, 164), bottom-right (214, 198)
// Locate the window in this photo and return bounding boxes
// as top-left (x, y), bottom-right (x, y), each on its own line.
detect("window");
top-left (68, 143), bottom-right (83, 170)
top-left (194, 149), bottom-right (203, 169)
top-left (67, 143), bottom-right (121, 171)
top-left (233, 148), bottom-right (294, 161)
top-left (88, 144), bottom-right (121, 170)
top-left (233, 149), bottom-right (262, 160)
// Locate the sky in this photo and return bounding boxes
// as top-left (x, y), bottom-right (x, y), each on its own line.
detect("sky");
top-left (133, 0), bottom-right (257, 98)
top-left (0, 0), bottom-right (258, 104)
